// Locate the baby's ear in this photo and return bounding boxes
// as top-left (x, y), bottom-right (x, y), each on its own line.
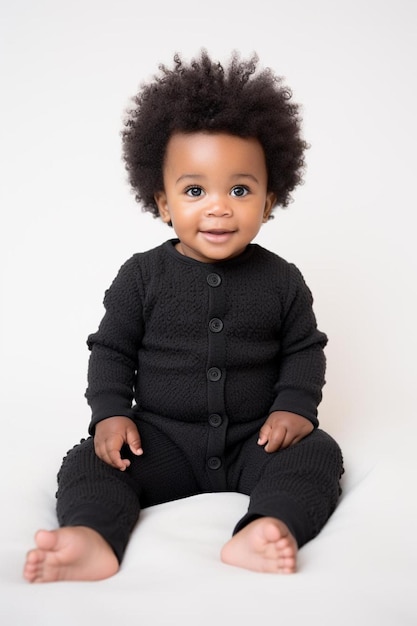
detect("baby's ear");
top-left (263, 192), bottom-right (276, 222)
top-left (154, 191), bottom-right (171, 223)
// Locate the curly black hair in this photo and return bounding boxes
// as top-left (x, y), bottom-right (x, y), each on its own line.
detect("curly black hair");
top-left (121, 49), bottom-right (308, 219)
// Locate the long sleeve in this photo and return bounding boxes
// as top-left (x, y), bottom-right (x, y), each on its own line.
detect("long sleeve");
top-left (85, 256), bottom-right (144, 433)
top-left (268, 263), bottom-right (328, 427)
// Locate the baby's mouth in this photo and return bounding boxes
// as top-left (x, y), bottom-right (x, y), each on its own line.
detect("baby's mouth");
top-left (201, 229), bottom-right (236, 242)
top-left (202, 228), bottom-right (235, 235)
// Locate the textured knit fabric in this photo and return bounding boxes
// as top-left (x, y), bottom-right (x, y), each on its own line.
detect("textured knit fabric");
top-left (86, 240), bottom-right (328, 430)
top-left (56, 239), bottom-right (344, 562)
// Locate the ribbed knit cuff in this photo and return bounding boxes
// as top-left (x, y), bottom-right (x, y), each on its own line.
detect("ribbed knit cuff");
top-left (232, 494), bottom-right (313, 548)
top-left (88, 395), bottom-right (136, 434)
top-left (269, 389), bottom-right (319, 427)
top-left (57, 503), bottom-right (132, 564)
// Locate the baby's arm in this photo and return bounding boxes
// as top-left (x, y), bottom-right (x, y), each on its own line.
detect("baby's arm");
top-left (94, 416), bottom-right (143, 471)
top-left (86, 256), bottom-right (144, 434)
top-left (257, 411), bottom-right (314, 452)
top-left (268, 263), bottom-right (327, 437)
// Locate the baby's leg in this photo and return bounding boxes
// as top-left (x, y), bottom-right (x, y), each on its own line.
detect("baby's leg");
top-left (23, 527), bottom-right (119, 583)
top-left (24, 437), bottom-right (141, 583)
top-left (225, 429), bottom-right (343, 573)
top-left (56, 437), bottom-right (142, 562)
top-left (221, 517), bottom-right (297, 574)
top-left (24, 423), bottom-right (200, 583)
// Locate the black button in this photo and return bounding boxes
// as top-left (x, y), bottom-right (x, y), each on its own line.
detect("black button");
top-left (208, 413), bottom-right (222, 427)
top-left (207, 456), bottom-right (222, 470)
top-left (207, 273), bottom-right (221, 287)
top-left (207, 367), bottom-right (222, 382)
top-left (209, 318), bottom-right (224, 333)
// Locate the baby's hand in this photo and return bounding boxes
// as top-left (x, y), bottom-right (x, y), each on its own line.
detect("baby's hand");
top-left (94, 416), bottom-right (143, 471)
top-left (257, 411), bottom-right (314, 453)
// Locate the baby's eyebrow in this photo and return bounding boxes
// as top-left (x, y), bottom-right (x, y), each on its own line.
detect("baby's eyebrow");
top-left (175, 173), bottom-right (260, 184)
top-left (231, 173), bottom-right (260, 184)
top-left (175, 174), bottom-right (203, 184)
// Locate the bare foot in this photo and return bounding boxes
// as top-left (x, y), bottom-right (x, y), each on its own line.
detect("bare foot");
top-left (220, 517), bottom-right (297, 574)
top-left (23, 527), bottom-right (119, 583)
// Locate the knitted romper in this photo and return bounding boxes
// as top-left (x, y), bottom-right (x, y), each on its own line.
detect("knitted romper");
top-left (56, 240), bottom-right (344, 563)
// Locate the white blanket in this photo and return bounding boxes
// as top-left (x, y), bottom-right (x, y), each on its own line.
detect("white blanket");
top-left (1, 413), bottom-right (416, 625)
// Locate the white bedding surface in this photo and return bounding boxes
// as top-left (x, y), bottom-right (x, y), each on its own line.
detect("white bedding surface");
top-left (1, 404), bottom-right (416, 626)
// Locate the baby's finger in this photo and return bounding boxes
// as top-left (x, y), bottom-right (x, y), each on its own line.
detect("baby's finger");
top-left (265, 425), bottom-right (287, 452)
top-left (257, 424), bottom-right (271, 446)
top-left (101, 438), bottom-right (129, 470)
top-left (107, 447), bottom-right (130, 471)
top-left (126, 428), bottom-right (143, 456)
top-left (281, 431), bottom-right (299, 449)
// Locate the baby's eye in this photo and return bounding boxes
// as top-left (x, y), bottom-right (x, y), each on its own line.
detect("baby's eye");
top-left (231, 185), bottom-right (249, 198)
top-left (185, 186), bottom-right (204, 198)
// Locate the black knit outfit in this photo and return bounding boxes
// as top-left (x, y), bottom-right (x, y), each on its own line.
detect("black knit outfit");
top-left (56, 240), bottom-right (343, 563)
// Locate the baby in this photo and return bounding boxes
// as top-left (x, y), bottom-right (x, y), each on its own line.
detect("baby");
top-left (24, 50), bottom-right (343, 582)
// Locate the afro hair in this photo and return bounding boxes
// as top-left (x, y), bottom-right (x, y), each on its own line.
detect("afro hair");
top-left (122, 49), bottom-right (308, 219)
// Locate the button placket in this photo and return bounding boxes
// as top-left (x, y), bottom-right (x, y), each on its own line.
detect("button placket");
top-left (205, 269), bottom-right (227, 489)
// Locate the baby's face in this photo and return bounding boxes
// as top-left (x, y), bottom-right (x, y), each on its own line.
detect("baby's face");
top-left (154, 132), bottom-right (275, 264)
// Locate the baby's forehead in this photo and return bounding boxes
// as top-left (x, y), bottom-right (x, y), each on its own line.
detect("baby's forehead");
top-left (164, 131), bottom-right (264, 153)
top-left (159, 132), bottom-right (269, 192)
top-left (163, 132), bottom-right (266, 165)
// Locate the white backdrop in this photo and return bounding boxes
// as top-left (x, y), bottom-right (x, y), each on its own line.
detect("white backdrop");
top-left (1, 0), bottom-right (416, 622)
